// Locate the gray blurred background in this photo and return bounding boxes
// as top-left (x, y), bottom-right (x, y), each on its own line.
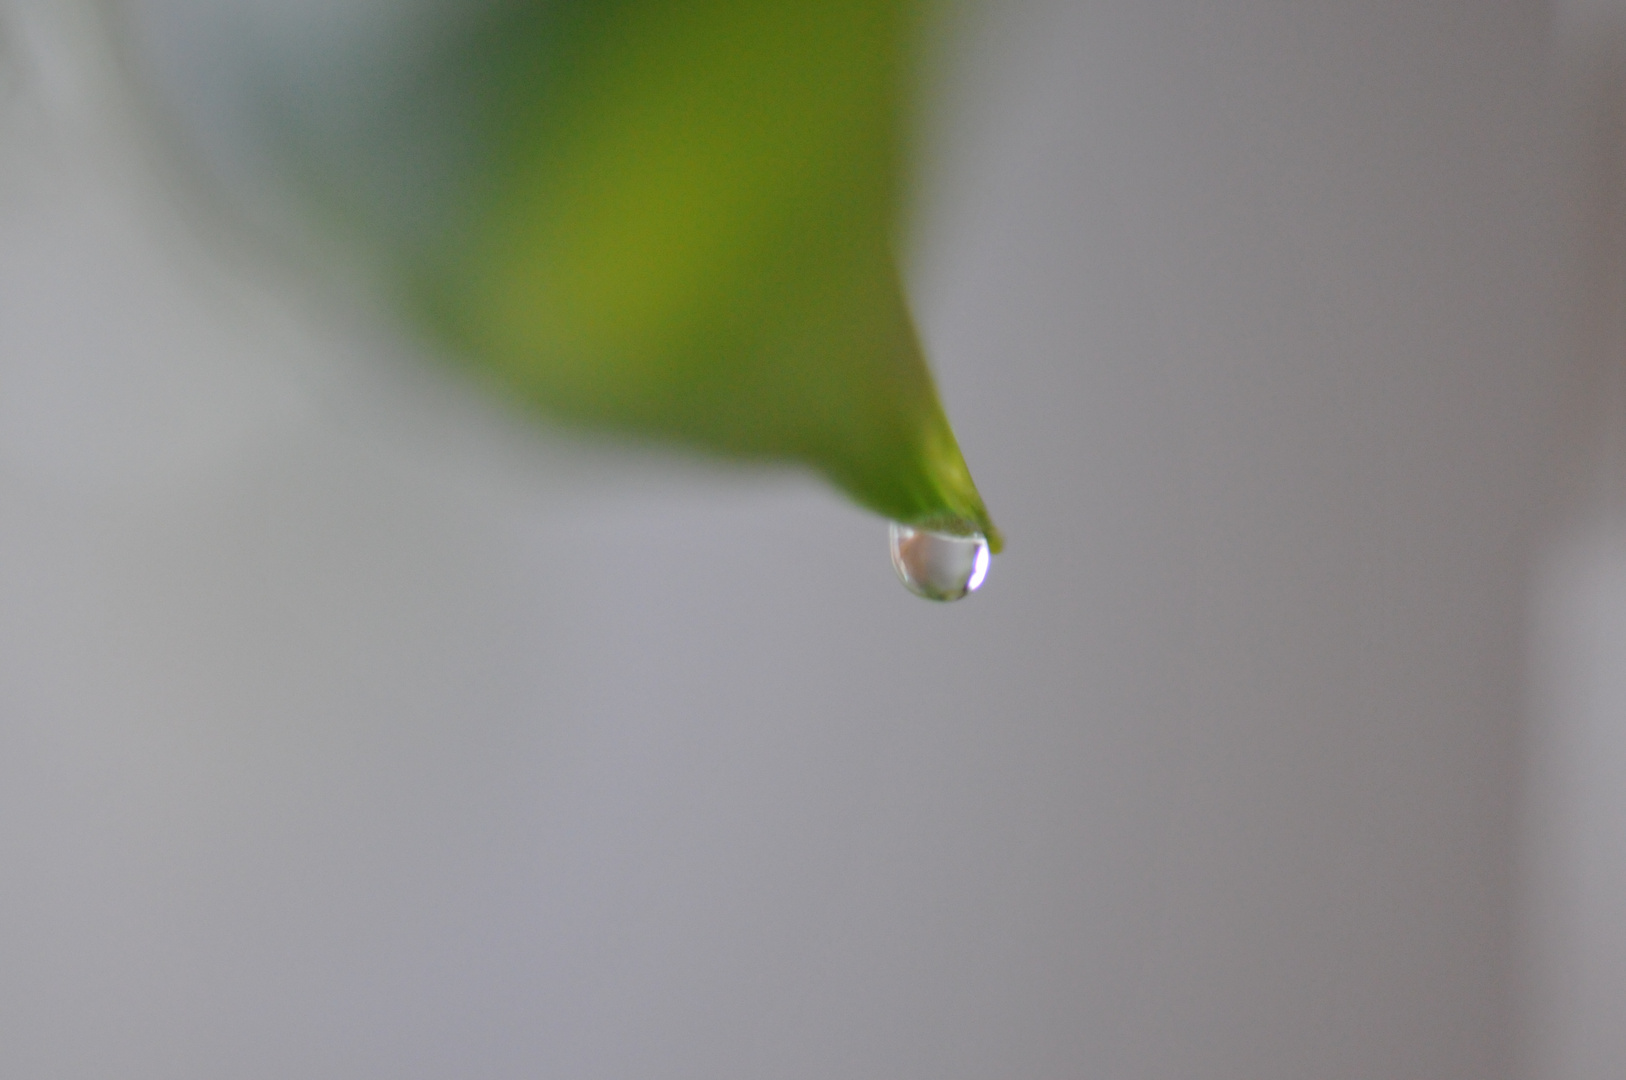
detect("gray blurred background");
top-left (1, 0), bottom-right (1621, 1077)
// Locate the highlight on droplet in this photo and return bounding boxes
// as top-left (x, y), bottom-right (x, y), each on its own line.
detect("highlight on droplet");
top-left (888, 522), bottom-right (991, 602)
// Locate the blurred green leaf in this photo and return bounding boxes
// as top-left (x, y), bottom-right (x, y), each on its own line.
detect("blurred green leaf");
top-left (391, 0), bottom-right (998, 547)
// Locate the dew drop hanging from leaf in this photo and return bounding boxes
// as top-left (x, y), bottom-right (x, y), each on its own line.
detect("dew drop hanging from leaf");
top-left (889, 522), bottom-right (990, 601)
top-left (120, 0), bottom-right (1001, 598)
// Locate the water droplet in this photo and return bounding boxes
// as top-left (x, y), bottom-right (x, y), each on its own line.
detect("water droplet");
top-left (889, 522), bottom-right (990, 601)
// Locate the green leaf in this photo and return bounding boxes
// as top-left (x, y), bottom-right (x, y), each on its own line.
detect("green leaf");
top-left (371, 0), bottom-right (999, 548)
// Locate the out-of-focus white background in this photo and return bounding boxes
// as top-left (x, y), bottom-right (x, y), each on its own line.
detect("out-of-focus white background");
top-left (0, 0), bottom-right (1620, 1077)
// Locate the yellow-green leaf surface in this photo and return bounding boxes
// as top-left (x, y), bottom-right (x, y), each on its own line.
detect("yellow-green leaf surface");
top-left (401, 0), bottom-right (998, 547)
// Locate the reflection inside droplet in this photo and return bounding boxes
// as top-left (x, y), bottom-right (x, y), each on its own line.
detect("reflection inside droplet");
top-left (889, 522), bottom-right (990, 601)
